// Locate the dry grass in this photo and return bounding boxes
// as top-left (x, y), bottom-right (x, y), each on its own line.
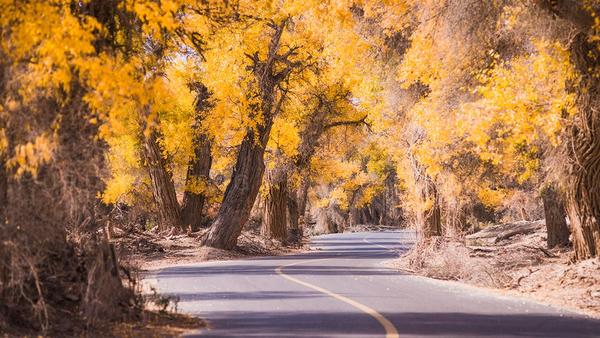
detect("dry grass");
top-left (108, 310), bottom-right (205, 338)
top-left (115, 228), bottom-right (306, 272)
top-left (392, 223), bottom-right (600, 318)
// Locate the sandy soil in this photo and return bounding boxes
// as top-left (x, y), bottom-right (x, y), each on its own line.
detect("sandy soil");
top-left (113, 228), bottom-right (306, 272)
top-left (390, 222), bottom-right (600, 318)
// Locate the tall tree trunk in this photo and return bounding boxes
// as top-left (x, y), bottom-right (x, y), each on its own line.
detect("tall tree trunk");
top-left (315, 204), bottom-right (341, 234)
top-left (421, 178), bottom-right (442, 238)
top-left (287, 175), bottom-right (310, 243)
top-left (0, 152), bottom-right (7, 224)
top-left (0, 59), bottom-right (6, 225)
top-left (541, 185), bottom-right (570, 248)
top-left (564, 33), bottom-right (600, 259)
top-left (287, 191), bottom-right (301, 244)
top-left (181, 133), bottom-right (212, 230)
top-left (202, 126), bottom-right (271, 249)
top-left (349, 207), bottom-right (361, 226)
top-left (296, 174), bottom-right (310, 225)
top-left (181, 82), bottom-right (213, 230)
top-left (142, 131), bottom-right (181, 230)
top-left (382, 169), bottom-right (400, 226)
top-left (0, 153), bottom-right (7, 299)
top-left (262, 171), bottom-right (288, 242)
top-left (411, 153), bottom-right (442, 238)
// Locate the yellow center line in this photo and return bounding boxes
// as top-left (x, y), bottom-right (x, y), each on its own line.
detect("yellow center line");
top-left (275, 238), bottom-right (400, 338)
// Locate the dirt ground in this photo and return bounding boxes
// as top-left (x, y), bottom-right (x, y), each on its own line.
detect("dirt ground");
top-left (114, 228), bottom-right (306, 272)
top-left (391, 221), bottom-right (600, 318)
top-left (97, 310), bottom-right (206, 338)
top-left (0, 303), bottom-right (205, 338)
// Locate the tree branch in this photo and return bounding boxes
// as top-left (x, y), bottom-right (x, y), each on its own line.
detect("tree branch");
top-left (323, 115), bottom-right (371, 132)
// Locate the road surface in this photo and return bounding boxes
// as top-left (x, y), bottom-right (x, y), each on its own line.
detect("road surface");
top-left (154, 231), bottom-right (600, 337)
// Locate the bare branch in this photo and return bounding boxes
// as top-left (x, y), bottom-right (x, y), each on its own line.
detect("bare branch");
top-left (324, 115), bottom-right (372, 132)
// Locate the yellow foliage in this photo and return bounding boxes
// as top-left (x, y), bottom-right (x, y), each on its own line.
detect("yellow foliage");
top-left (477, 186), bottom-right (507, 208)
top-left (8, 134), bottom-right (56, 178)
top-left (3, 0), bottom-right (592, 231)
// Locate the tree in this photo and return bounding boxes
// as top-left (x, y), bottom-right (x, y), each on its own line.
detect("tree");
top-left (262, 168), bottom-right (289, 241)
top-left (181, 83), bottom-right (213, 230)
top-left (564, 31), bottom-right (600, 259)
top-left (201, 0), bottom-right (382, 248)
top-left (0, 0), bottom-right (236, 330)
top-left (142, 127), bottom-right (182, 230)
top-left (202, 19), bottom-right (300, 249)
top-left (370, 1), bottom-right (600, 252)
top-left (530, 0), bottom-right (600, 259)
top-left (541, 184), bottom-right (570, 248)
top-left (263, 86), bottom-right (372, 242)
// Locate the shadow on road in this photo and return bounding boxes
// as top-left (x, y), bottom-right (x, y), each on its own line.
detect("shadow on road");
top-left (160, 264), bottom-right (403, 278)
top-left (174, 290), bottom-right (325, 302)
top-left (185, 311), bottom-right (600, 337)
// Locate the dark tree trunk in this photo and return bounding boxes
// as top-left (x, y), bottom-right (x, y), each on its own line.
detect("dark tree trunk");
top-left (382, 169), bottom-right (400, 225)
top-left (142, 131), bottom-right (181, 230)
top-left (181, 133), bottom-right (212, 230)
top-left (541, 185), bottom-right (570, 248)
top-left (296, 175), bottom-right (310, 223)
top-left (0, 153), bottom-right (7, 223)
top-left (409, 152), bottom-right (442, 238)
top-left (421, 178), bottom-right (442, 238)
top-left (287, 190), bottom-right (302, 244)
top-left (349, 207), bottom-right (361, 226)
top-left (369, 197), bottom-right (383, 224)
top-left (288, 175), bottom-right (310, 242)
top-left (535, 0), bottom-right (600, 261)
top-left (0, 59), bottom-right (6, 225)
top-left (363, 206), bottom-right (374, 224)
top-left (315, 205), bottom-right (341, 234)
top-left (262, 171), bottom-right (288, 242)
top-left (181, 82), bottom-right (213, 230)
top-left (565, 33), bottom-right (600, 259)
top-left (0, 153), bottom-right (7, 300)
top-left (202, 127), bottom-right (271, 249)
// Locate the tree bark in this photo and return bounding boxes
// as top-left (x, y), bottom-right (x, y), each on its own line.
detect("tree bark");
top-left (0, 59), bottom-right (6, 225)
top-left (419, 177), bottom-right (442, 238)
top-left (411, 153), bottom-right (442, 238)
top-left (349, 207), bottom-right (362, 226)
top-left (202, 127), bottom-right (271, 249)
top-left (296, 174), bottom-right (310, 222)
top-left (0, 153), bottom-right (7, 300)
top-left (0, 152), bottom-right (7, 224)
top-left (315, 205), bottom-right (342, 234)
top-left (142, 130), bottom-right (181, 230)
top-left (181, 133), bottom-right (212, 230)
top-left (534, 0), bottom-right (600, 261)
top-left (564, 33), bottom-right (600, 259)
top-left (262, 170), bottom-right (288, 242)
top-left (382, 169), bottom-right (400, 225)
top-left (181, 82), bottom-right (213, 230)
top-left (541, 185), bottom-right (570, 248)
top-left (287, 190), bottom-right (301, 244)
top-left (288, 174), bottom-right (310, 243)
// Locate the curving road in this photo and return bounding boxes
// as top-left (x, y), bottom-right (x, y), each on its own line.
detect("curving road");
top-left (154, 231), bottom-right (600, 337)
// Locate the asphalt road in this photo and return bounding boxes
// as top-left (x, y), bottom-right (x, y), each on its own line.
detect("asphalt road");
top-left (155, 231), bottom-right (600, 337)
